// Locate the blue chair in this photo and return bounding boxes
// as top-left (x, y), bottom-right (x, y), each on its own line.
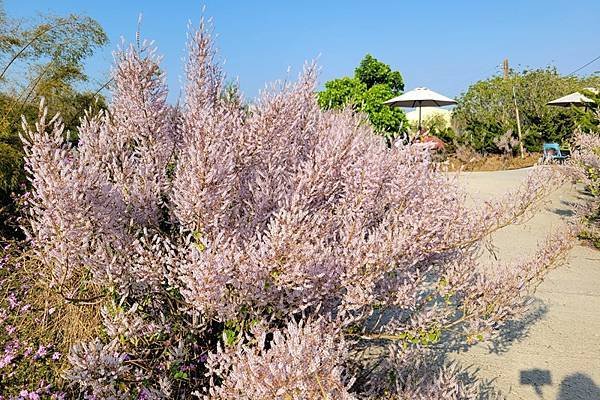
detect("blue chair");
top-left (542, 143), bottom-right (568, 163)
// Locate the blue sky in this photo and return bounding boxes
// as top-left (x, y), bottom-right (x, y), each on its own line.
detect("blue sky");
top-left (6, 1), bottom-right (600, 103)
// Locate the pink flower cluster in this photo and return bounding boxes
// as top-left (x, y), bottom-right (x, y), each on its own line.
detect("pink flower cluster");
top-left (570, 130), bottom-right (600, 240)
top-left (571, 130), bottom-right (600, 193)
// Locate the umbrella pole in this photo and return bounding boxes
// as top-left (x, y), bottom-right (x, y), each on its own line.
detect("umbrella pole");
top-left (418, 102), bottom-right (422, 134)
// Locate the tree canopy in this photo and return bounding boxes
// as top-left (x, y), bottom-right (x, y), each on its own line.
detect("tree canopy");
top-left (0, 1), bottom-right (108, 237)
top-left (318, 54), bottom-right (407, 142)
top-left (576, 88), bottom-right (600, 132)
top-left (453, 67), bottom-right (600, 153)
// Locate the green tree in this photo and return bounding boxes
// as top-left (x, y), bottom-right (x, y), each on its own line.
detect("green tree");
top-left (453, 67), bottom-right (600, 153)
top-left (318, 54), bottom-right (407, 142)
top-left (319, 77), bottom-right (366, 109)
top-left (576, 88), bottom-right (600, 132)
top-left (0, 1), bottom-right (108, 238)
top-left (355, 54), bottom-right (404, 92)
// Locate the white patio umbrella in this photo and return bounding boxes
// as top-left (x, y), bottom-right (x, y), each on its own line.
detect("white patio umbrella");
top-left (384, 87), bottom-right (457, 132)
top-left (547, 88), bottom-right (597, 108)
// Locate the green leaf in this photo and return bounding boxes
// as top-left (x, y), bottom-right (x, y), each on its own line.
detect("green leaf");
top-left (223, 328), bottom-right (236, 346)
top-left (192, 231), bottom-right (206, 252)
top-left (173, 370), bottom-right (188, 380)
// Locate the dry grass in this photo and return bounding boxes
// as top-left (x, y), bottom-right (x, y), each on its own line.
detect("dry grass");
top-left (17, 254), bottom-right (104, 340)
top-left (1, 245), bottom-right (106, 387)
top-left (444, 153), bottom-right (541, 172)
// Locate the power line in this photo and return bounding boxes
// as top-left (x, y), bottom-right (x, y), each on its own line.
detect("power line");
top-left (567, 54), bottom-right (600, 76)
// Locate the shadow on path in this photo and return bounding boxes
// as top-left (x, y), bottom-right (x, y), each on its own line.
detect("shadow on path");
top-left (441, 298), bottom-right (548, 354)
top-left (549, 207), bottom-right (576, 218)
top-left (519, 369), bottom-right (600, 400)
top-left (485, 298), bottom-right (548, 354)
top-left (547, 199), bottom-right (583, 218)
top-left (520, 368), bottom-right (552, 397)
top-left (557, 373), bottom-right (600, 400)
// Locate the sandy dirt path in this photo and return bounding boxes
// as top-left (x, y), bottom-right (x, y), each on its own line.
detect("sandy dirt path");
top-left (454, 168), bottom-right (600, 400)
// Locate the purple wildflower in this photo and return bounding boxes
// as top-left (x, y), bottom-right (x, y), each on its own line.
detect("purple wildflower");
top-left (0, 352), bottom-right (16, 369)
top-left (7, 293), bottom-right (18, 309)
top-left (33, 345), bottom-right (47, 360)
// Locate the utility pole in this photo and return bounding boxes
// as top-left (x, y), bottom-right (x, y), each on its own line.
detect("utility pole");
top-left (512, 86), bottom-right (525, 159)
top-left (505, 58), bottom-right (524, 158)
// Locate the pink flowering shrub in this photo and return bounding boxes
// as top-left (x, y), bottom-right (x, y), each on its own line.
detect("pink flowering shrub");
top-left (572, 131), bottom-right (600, 195)
top-left (570, 131), bottom-right (600, 246)
top-left (205, 318), bottom-right (355, 399)
top-left (16, 18), bottom-right (577, 399)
